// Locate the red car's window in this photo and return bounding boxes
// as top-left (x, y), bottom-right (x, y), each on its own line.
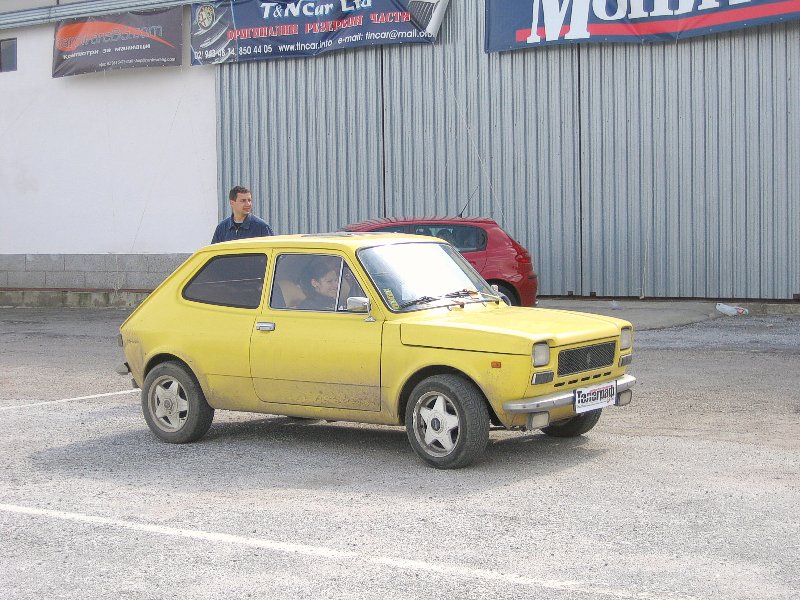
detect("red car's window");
top-left (450, 226), bottom-right (487, 253)
top-left (377, 223), bottom-right (488, 252)
top-left (375, 225), bottom-right (410, 233)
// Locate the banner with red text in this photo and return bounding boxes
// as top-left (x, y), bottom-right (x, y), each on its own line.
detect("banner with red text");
top-left (53, 8), bottom-right (182, 77)
top-left (485, 0), bottom-right (800, 52)
top-left (190, 0), bottom-right (449, 64)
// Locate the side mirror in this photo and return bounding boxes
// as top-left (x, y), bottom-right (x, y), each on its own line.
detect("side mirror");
top-left (346, 296), bottom-right (370, 313)
top-left (347, 296), bottom-right (376, 322)
top-left (490, 284), bottom-right (511, 306)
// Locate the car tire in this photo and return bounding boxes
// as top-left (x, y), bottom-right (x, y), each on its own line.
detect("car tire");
top-left (142, 362), bottom-right (214, 444)
top-left (495, 283), bottom-right (518, 306)
top-left (541, 409), bottom-right (602, 438)
top-left (405, 374), bottom-right (490, 469)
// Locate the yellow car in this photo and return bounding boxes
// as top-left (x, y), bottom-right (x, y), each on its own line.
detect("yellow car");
top-left (118, 233), bottom-right (635, 469)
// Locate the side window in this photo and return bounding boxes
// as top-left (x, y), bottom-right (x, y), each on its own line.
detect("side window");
top-left (270, 254), bottom-right (365, 313)
top-left (338, 263), bottom-right (366, 309)
top-left (451, 226), bottom-right (487, 253)
top-left (183, 254), bottom-right (267, 309)
top-left (429, 227), bottom-right (455, 245)
top-left (410, 224), bottom-right (434, 237)
top-left (375, 225), bottom-right (409, 233)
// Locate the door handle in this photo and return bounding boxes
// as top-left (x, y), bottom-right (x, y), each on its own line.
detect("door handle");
top-left (255, 322), bottom-right (275, 331)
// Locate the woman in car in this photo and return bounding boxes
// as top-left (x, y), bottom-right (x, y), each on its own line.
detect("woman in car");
top-left (298, 258), bottom-right (340, 311)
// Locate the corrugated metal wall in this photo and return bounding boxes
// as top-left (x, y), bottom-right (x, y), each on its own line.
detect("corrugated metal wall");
top-left (580, 24), bottom-right (800, 299)
top-left (218, 50), bottom-right (385, 236)
top-left (379, 9), bottom-right (582, 297)
top-left (218, 4), bottom-right (800, 300)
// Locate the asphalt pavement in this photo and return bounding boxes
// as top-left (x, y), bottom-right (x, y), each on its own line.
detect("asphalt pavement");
top-left (1, 305), bottom-right (798, 599)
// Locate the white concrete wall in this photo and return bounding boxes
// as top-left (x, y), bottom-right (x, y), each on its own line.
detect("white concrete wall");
top-left (0, 13), bottom-right (217, 254)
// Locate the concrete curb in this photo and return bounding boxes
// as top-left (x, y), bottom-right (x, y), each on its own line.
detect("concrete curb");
top-left (1, 291), bottom-right (797, 332)
top-left (0, 289), bottom-right (149, 308)
top-left (536, 299), bottom-right (800, 331)
top-left (739, 302), bottom-right (800, 316)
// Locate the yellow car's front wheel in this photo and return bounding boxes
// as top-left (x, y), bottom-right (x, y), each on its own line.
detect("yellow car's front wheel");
top-left (405, 374), bottom-right (489, 469)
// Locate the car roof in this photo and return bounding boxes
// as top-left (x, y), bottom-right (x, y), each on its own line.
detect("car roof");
top-left (343, 216), bottom-right (498, 230)
top-left (201, 232), bottom-right (440, 253)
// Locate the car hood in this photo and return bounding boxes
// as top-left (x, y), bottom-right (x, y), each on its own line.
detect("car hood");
top-left (399, 306), bottom-right (629, 355)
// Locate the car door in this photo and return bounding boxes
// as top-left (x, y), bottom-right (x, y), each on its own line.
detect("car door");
top-left (249, 252), bottom-right (383, 412)
top-left (179, 252), bottom-right (268, 407)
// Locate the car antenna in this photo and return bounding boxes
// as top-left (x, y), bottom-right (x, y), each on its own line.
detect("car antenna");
top-left (458, 185), bottom-right (480, 218)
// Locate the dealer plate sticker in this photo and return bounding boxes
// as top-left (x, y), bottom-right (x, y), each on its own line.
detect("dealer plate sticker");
top-left (574, 381), bottom-right (617, 414)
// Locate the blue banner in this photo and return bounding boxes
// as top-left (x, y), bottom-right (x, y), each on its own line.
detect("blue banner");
top-left (485, 0), bottom-right (800, 52)
top-left (191, 0), bottom-right (450, 64)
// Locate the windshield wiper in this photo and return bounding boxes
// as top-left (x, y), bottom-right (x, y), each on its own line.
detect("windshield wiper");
top-left (398, 295), bottom-right (438, 309)
top-left (399, 289), bottom-right (500, 310)
top-left (445, 288), bottom-right (502, 304)
top-left (445, 288), bottom-right (480, 298)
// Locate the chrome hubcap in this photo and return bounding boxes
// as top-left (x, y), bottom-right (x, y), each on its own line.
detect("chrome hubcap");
top-left (149, 376), bottom-right (189, 432)
top-left (413, 392), bottom-right (461, 457)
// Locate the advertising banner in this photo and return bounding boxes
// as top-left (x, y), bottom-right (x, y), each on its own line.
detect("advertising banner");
top-left (190, 0), bottom-right (450, 65)
top-left (485, 0), bottom-right (800, 52)
top-left (53, 8), bottom-right (182, 78)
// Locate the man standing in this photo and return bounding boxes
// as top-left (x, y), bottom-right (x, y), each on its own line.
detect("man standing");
top-left (211, 185), bottom-right (275, 243)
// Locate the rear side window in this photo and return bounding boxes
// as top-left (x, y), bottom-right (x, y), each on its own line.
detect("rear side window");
top-left (405, 224), bottom-right (487, 252)
top-left (450, 226), bottom-right (487, 253)
top-left (183, 254), bottom-right (267, 309)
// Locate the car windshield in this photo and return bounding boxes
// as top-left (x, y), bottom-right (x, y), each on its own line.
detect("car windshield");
top-left (357, 242), bottom-right (497, 312)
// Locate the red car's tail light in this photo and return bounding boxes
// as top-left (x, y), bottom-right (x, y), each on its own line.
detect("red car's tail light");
top-left (513, 243), bottom-right (532, 264)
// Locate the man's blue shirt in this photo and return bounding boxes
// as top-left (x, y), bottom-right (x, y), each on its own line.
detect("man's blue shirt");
top-left (211, 214), bottom-right (275, 244)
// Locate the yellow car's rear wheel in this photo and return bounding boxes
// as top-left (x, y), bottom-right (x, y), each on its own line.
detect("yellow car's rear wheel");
top-left (142, 362), bottom-right (214, 444)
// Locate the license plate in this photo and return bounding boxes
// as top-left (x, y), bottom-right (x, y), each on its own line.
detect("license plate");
top-left (574, 380), bottom-right (617, 414)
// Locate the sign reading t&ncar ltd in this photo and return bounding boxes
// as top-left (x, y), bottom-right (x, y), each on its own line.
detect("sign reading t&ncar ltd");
top-left (190, 0), bottom-right (450, 65)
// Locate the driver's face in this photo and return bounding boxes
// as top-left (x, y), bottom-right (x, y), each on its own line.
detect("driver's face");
top-left (313, 270), bottom-right (339, 299)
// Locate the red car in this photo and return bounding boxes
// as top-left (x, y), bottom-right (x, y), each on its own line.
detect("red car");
top-left (342, 217), bottom-right (538, 306)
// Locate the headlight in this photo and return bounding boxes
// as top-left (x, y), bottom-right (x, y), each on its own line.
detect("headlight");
top-left (620, 327), bottom-right (633, 350)
top-left (533, 342), bottom-right (550, 367)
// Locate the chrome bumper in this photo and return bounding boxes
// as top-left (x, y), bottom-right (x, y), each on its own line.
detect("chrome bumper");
top-left (503, 374), bottom-right (636, 414)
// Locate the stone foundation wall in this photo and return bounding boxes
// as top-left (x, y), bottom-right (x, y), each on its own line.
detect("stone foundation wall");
top-left (0, 254), bottom-right (190, 307)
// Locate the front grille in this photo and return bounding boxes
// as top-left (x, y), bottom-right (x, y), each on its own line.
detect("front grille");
top-left (557, 341), bottom-right (616, 376)
top-left (409, 1), bottom-right (437, 28)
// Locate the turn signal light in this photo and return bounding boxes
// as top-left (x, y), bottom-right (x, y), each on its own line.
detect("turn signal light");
top-left (527, 412), bottom-right (550, 429)
top-left (532, 371), bottom-right (554, 385)
top-left (616, 389), bottom-right (632, 406)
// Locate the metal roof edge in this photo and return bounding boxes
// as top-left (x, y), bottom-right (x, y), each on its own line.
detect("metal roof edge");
top-left (342, 216), bottom-right (498, 229)
top-left (0, 0), bottom-right (191, 31)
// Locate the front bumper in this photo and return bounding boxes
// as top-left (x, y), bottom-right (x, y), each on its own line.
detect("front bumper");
top-left (115, 361), bottom-right (139, 389)
top-left (503, 374), bottom-right (636, 414)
